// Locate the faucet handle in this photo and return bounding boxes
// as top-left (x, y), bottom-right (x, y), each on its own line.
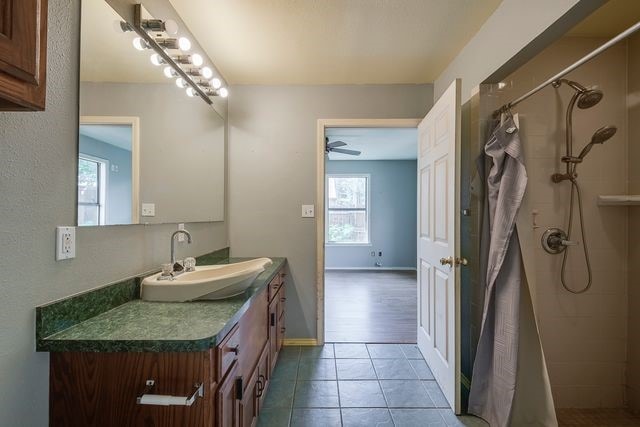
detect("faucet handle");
top-left (161, 263), bottom-right (173, 277)
top-left (184, 257), bottom-right (196, 272)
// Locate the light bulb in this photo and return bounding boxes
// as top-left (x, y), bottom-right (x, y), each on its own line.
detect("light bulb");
top-left (132, 37), bottom-right (148, 51)
top-left (210, 78), bottom-right (222, 89)
top-left (201, 67), bottom-right (213, 79)
top-left (164, 19), bottom-right (179, 36)
top-left (178, 37), bottom-right (191, 51)
top-left (191, 54), bottom-right (204, 67)
top-left (186, 87), bottom-right (197, 97)
top-left (150, 53), bottom-right (164, 66)
top-left (163, 66), bottom-right (176, 78)
top-left (218, 87), bottom-right (228, 98)
top-left (176, 77), bottom-right (187, 88)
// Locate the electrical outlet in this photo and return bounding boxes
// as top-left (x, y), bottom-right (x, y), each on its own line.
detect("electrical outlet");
top-left (178, 223), bottom-right (185, 242)
top-left (302, 205), bottom-right (315, 218)
top-left (370, 251), bottom-right (376, 257)
top-left (378, 251), bottom-right (383, 257)
top-left (141, 203), bottom-right (156, 217)
top-left (56, 226), bottom-right (76, 261)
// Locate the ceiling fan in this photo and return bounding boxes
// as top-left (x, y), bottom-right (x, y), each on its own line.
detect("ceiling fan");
top-left (325, 137), bottom-right (361, 156)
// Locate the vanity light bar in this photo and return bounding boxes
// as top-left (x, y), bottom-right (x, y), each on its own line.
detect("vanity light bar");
top-left (131, 4), bottom-right (213, 104)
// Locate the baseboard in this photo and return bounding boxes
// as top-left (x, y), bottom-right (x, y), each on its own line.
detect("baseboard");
top-left (324, 267), bottom-right (417, 271)
top-left (283, 338), bottom-right (318, 346)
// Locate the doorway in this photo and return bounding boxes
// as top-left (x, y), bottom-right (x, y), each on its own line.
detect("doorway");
top-left (316, 119), bottom-right (421, 345)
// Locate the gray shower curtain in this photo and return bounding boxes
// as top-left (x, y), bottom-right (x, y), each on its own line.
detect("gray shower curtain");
top-left (468, 115), bottom-right (557, 426)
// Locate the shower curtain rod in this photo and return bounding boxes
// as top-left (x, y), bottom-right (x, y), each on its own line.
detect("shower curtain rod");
top-left (494, 20), bottom-right (640, 116)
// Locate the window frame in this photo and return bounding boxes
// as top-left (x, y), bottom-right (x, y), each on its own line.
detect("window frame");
top-left (325, 173), bottom-right (371, 246)
top-left (78, 153), bottom-right (109, 226)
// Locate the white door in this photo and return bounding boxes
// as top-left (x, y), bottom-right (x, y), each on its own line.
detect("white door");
top-left (417, 79), bottom-right (461, 413)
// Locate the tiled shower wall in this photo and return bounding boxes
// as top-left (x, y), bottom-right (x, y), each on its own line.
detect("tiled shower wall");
top-left (627, 32), bottom-right (640, 414)
top-left (477, 36), bottom-right (630, 408)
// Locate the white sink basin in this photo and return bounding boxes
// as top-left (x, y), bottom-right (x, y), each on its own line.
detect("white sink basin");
top-left (141, 258), bottom-right (273, 302)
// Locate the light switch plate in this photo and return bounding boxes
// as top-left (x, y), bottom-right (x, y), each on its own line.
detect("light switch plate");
top-left (56, 226), bottom-right (76, 261)
top-left (141, 203), bottom-right (156, 217)
top-left (302, 205), bottom-right (315, 218)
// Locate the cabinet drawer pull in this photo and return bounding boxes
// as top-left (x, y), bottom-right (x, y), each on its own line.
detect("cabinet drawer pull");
top-left (280, 327), bottom-right (286, 333)
top-left (280, 297), bottom-right (286, 302)
top-left (270, 313), bottom-right (276, 326)
top-left (137, 380), bottom-right (203, 406)
top-left (256, 374), bottom-right (266, 397)
top-left (229, 344), bottom-right (240, 355)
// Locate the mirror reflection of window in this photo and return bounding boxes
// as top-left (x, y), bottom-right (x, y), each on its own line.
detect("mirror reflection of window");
top-left (78, 121), bottom-right (137, 226)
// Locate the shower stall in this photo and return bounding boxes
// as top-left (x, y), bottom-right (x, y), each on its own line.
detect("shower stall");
top-left (467, 3), bottom-right (640, 423)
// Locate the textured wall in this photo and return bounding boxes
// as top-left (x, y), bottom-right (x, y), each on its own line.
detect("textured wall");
top-left (228, 84), bottom-right (432, 339)
top-left (325, 160), bottom-right (417, 269)
top-left (0, 1), bottom-right (227, 424)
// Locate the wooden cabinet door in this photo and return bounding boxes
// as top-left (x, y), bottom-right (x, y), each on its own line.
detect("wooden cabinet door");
top-left (256, 344), bottom-right (270, 411)
top-left (268, 297), bottom-right (279, 373)
top-left (238, 366), bottom-right (258, 427)
top-left (217, 362), bottom-right (240, 427)
top-left (0, 0), bottom-right (47, 110)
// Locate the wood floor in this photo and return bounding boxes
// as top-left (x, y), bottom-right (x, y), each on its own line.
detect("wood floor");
top-left (325, 270), bottom-right (417, 343)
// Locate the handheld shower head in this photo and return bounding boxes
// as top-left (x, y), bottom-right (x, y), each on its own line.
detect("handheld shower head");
top-left (578, 125), bottom-right (617, 159)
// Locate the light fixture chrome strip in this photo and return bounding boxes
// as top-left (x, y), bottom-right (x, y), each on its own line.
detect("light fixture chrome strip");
top-left (132, 4), bottom-right (213, 105)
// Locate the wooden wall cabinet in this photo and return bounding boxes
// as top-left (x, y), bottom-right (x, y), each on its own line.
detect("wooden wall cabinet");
top-left (49, 267), bottom-right (287, 427)
top-left (0, 0), bottom-right (48, 111)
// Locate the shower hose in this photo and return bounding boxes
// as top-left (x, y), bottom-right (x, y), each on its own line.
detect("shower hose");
top-left (561, 177), bottom-right (592, 293)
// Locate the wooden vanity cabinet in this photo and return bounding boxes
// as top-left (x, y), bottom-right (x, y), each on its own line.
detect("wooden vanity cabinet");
top-left (0, 0), bottom-right (48, 111)
top-left (49, 266), bottom-right (286, 427)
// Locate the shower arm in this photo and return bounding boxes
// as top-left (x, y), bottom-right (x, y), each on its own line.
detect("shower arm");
top-left (493, 20), bottom-right (640, 118)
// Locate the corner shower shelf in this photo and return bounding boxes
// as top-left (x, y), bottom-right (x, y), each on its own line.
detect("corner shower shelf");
top-left (597, 195), bottom-right (640, 206)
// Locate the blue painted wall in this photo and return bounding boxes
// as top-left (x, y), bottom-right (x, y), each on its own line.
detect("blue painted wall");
top-left (79, 134), bottom-right (132, 225)
top-left (325, 160), bottom-right (417, 269)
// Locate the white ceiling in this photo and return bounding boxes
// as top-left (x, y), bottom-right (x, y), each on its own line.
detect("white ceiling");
top-left (325, 127), bottom-right (417, 161)
top-left (169, 0), bottom-right (502, 85)
top-left (80, 124), bottom-right (133, 151)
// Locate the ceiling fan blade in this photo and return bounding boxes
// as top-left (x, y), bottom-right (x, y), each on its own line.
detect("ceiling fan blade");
top-left (327, 140), bottom-right (347, 148)
top-left (331, 148), bottom-right (361, 156)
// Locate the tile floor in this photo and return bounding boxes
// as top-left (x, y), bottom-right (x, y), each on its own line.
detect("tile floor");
top-left (257, 343), bottom-right (488, 427)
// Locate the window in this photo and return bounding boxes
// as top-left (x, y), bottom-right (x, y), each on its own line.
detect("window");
top-left (326, 174), bottom-right (370, 244)
top-left (78, 155), bottom-right (107, 226)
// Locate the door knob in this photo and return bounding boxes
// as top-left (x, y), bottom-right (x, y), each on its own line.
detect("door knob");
top-left (440, 257), bottom-right (453, 266)
top-left (440, 257), bottom-right (468, 267)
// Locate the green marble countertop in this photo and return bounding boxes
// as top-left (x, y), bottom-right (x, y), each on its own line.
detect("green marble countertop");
top-left (37, 257), bottom-right (286, 352)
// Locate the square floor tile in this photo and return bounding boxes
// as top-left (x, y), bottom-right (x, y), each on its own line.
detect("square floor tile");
top-left (300, 344), bottom-right (335, 359)
top-left (367, 344), bottom-right (405, 359)
top-left (294, 381), bottom-right (339, 408)
top-left (280, 346), bottom-right (301, 359)
top-left (401, 343), bottom-right (424, 359)
top-left (334, 343), bottom-right (370, 358)
top-left (438, 410), bottom-right (489, 426)
top-left (390, 408), bottom-right (446, 426)
top-left (409, 359), bottom-right (434, 380)
top-left (291, 408), bottom-right (342, 427)
top-left (263, 379), bottom-right (296, 409)
top-left (380, 380), bottom-right (436, 408)
top-left (272, 356), bottom-right (300, 380)
top-left (338, 380), bottom-right (387, 408)
top-left (298, 358), bottom-right (337, 380)
top-left (257, 407), bottom-right (292, 427)
top-left (336, 359), bottom-right (377, 380)
top-left (342, 408), bottom-right (393, 427)
top-left (373, 358), bottom-right (418, 380)
top-left (422, 381), bottom-right (449, 407)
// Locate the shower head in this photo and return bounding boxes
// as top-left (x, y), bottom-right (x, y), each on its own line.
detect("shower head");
top-left (552, 79), bottom-right (603, 109)
top-left (577, 125), bottom-right (617, 159)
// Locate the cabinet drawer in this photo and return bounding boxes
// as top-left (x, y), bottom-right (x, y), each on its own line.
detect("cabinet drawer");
top-left (216, 324), bottom-right (241, 382)
top-left (277, 285), bottom-right (285, 319)
top-left (268, 274), bottom-right (281, 301)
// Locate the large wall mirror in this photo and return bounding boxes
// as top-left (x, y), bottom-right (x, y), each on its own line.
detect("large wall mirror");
top-left (77, 0), bottom-right (225, 226)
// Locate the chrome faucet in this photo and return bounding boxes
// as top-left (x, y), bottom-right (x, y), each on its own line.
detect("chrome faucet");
top-left (171, 229), bottom-right (192, 267)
